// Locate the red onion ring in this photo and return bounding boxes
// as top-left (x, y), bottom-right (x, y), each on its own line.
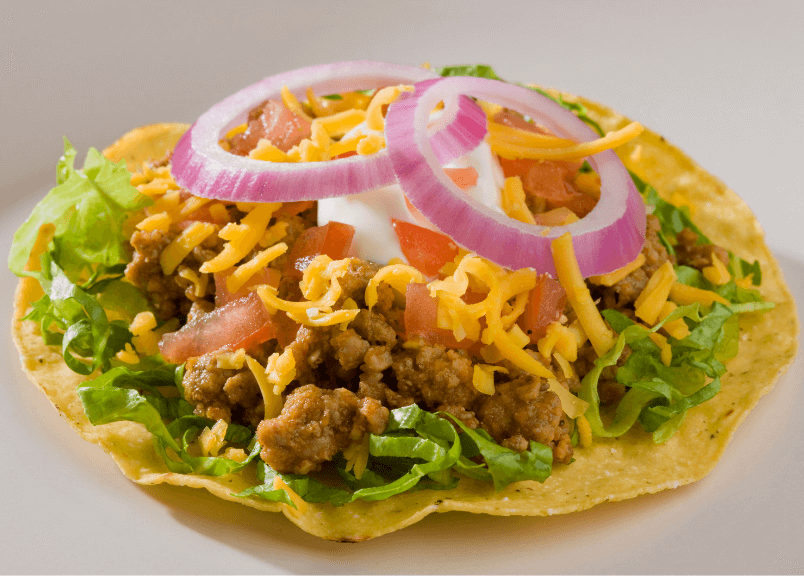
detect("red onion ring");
top-left (171, 62), bottom-right (486, 202)
top-left (385, 77), bottom-right (646, 277)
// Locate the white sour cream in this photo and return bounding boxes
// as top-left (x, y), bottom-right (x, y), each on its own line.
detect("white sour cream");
top-left (317, 141), bottom-right (506, 264)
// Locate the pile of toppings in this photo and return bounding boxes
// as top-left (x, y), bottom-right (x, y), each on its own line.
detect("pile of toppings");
top-left (10, 62), bottom-right (772, 510)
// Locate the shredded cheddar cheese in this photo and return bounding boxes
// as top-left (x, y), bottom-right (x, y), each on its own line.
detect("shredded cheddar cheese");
top-left (576, 414), bottom-right (593, 448)
top-left (493, 122), bottom-right (644, 162)
top-left (547, 378), bottom-right (589, 419)
top-left (199, 419), bottom-right (228, 457)
top-left (488, 121), bottom-right (576, 149)
top-left (312, 108), bottom-right (367, 138)
top-left (669, 282), bottom-right (730, 307)
top-left (200, 203), bottom-right (279, 274)
top-left (365, 264), bottom-right (425, 309)
top-left (538, 322), bottom-right (579, 362)
top-left (136, 212), bottom-right (171, 233)
top-left (501, 176), bottom-right (537, 224)
top-left (280, 85), bottom-right (313, 122)
top-left (115, 343), bottom-right (139, 364)
top-left (588, 253), bottom-right (646, 286)
top-left (365, 85), bottom-right (413, 131)
top-left (649, 331), bottom-right (673, 367)
top-left (177, 266), bottom-right (209, 298)
top-left (250, 140), bottom-right (292, 162)
top-left (703, 256), bottom-right (731, 285)
top-left (356, 133), bottom-right (385, 155)
top-left (129, 312), bottom-right (157, 336)
top-left (343, 434), bottom-right (370, 480)
top-left (216, 348), bottom-right (246, 370)
top-left (634, 261), bottom-right (677, 325)
top-left (225, 242), bottom-right (287, 294)
top-left (657, 301), bottom-right (690, 340)
top-left (160, 222), bottom-right (217, 275)
top-left (273, 475), bottom-right (307, 516)
top-left (246, 354), bottom-right (283, 418)
top-left (551, 233), bottom-right (616, 357)
top-left (472, 364), bottom-right (508, 395)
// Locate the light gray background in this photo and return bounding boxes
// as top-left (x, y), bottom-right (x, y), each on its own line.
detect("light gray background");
top-left (1, 1), bottom-right (802, 573)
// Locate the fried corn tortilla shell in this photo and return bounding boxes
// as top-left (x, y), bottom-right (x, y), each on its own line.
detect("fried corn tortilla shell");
top-left (12, 102), bottom-right (799, 541)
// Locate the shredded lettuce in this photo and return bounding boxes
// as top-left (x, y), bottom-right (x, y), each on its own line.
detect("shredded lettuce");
top-left (236, 404), bottom-right (553, 507)
top-left (673, 265), bottom-right (773, 310)
top-left (580, 298), bottom-right (752, 442)
top-left (11, 140), bottom-right (155, 374)
top-left (9, 139), bottom-right (151, 280)
top-left (78, 365), bottom-right (260, 476)
top-left (632, 171), bottom-right (763, 286)
top-left (23, 254), bottom-right (135, 375)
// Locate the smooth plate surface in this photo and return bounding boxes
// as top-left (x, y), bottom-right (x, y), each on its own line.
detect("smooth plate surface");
top-left (2, 1), bottom-right (802, 573)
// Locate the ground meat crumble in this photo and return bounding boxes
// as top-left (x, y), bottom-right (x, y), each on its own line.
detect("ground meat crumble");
top-left (137, 180), bottom-right (729, 476)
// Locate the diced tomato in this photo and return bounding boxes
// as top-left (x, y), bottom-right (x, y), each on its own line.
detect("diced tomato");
top-left (284, 221), bottom-right (355, 278)
top-left (392, 219), bottom-right (459, 277)
top-left (274, 200), bottom-right (315, 217)
top-left (159, 292), bottom-right (278, 363)
top-left (443, 167), bottom-right (479, 190)
top-left (214, 266), bottom-right (281, 307)
top-left (229, 100), bottom-right (312, 156)
top-left (517, 275), bottom-right (567, 343)
top-left (493, 110), bottom-right (552, 135)
top-left (404, 283), bottom-right (475, 349)
top-left (498, 157), bottom-right (596, 218)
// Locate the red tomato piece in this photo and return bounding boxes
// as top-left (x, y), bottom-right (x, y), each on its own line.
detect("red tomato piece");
top-left (229, 100), bottom-right (312, 155)
top-left (443, 167), bottom-right (479, 190)
top-left (392, 219), bottom-right (459, 277)
top-left (493, 110), bottom-right (553, 135)
top-left (498, 157), bottom-right (596, 218)
top-left (284, 221), bottom-right (355, 278)
top-left (517, 275), bottom-right (567, 343)
top-left (159, 292), bottom-right (278, 363)
top-left (214, 266), bottom-right (281, 307)
top-left (404, 283), bottom-right (475, 349)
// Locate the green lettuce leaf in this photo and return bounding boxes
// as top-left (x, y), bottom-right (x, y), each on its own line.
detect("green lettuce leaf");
top-left (23, 254), bottom-right (132, 375)
top-left (78, 366), bottom-right (259, 476)
top-left (9, 139), bottom-right (151, 279)
top-left (632, 171), bottom-right (763, 286)
top-left (237, 404), bottom-right (554, 507)
top-left (580, 304), bottom-right (722, 442)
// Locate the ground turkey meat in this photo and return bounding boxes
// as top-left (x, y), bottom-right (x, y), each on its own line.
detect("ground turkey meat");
top-left (258, 385), bottom-right (388, 474)
top-left (477, 376), bottom-right (573, 464)
top-left (675, 228), bottom-right (729, 270)
top-left (182, 352), bottom-right (266, 428)
top-left (392, 345), bottom-right (480, 410)
top-left (126, 227), bottom-right (221, 320)
top-left (125, 229), bottom-right (185, 320)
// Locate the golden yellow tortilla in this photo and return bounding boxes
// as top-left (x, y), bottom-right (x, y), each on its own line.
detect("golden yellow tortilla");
top-left (12, 103), bottom-right (799, 541)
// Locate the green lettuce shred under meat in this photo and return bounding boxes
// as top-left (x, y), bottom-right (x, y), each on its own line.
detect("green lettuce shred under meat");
top-left (8, 65), bottom-right (773, 508)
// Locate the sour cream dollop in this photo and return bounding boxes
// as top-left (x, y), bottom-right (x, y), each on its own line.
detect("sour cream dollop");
top-left (318, 141), bottom-right (505, 264)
